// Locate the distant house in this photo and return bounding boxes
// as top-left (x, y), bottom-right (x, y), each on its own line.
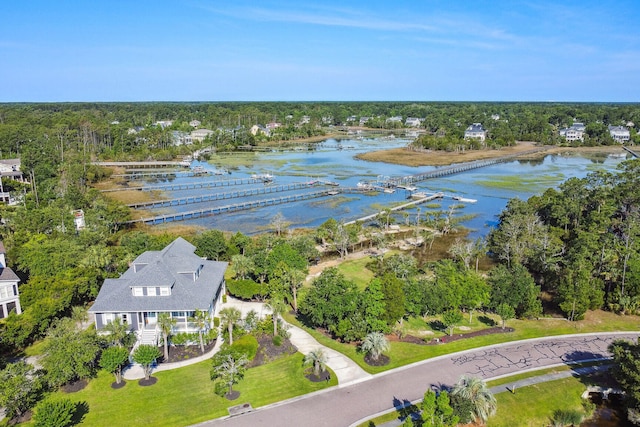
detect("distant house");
top-left (266, 122), bottom-right (282, 130)
top-left (250, 124), bottom-right (270, 136)
top-left (0, 242), bottom-right (21, 318)
top-left (608, 125), bottom-right (630, 143)
top-left (405, 117), bottom-right (422, 127)
top-left (559, 122), bottom-right (586, 142)
top-left (299, 116), bottom-right (311, 125)
top-left (346, 115), bottom-right (357, 123)
top-left (171, 131), bottom-right (193, 146)
top-left (88, 238), bottom-right (227, 345)
top-left (491, 114), bottom-right (500, 121)
top-left (386, 116), bottom-right (403, 124)
top-left (464, 123), bottom-right (487, 141)
top-left (154, 120), bottom-right (174, 129)
top-left (0, 159), bottom-right (26, 204)
top-left (189, 120), bottom-right (201, 128)
top-left (359, 117), bottom-right (370, 126)
top-left (191, 128), bottom-right (215, 143)
top-left (127, 126), bottom-right (145, 135)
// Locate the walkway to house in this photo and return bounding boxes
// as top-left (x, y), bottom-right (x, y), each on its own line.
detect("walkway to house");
top-left (123, 297), bottom-right (371, 385)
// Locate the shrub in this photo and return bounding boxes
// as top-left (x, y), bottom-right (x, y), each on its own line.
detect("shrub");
top-left (213, 317), bottom-right (220, 328)
top-left (33, 398), bottom-right (77, 427)
top-left (230, 334), bottom-right (259, 360)
top-left (272, 335), bottom-right (283, 346)
top-left (226, 279), bottom-right (266, 300)
top-left (171, 332), bottom-right (199, 346)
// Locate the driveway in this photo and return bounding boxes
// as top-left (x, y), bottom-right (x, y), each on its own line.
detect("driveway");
top-left (193, 332), bottom-right (638, 427)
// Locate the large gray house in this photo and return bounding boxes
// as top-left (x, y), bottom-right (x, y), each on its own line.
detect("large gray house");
top-left (89, 238), bottom-right (227, 343)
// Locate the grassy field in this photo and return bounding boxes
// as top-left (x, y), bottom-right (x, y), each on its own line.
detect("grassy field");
top-left (14, 352), bottom-right (336, 427)
top-left (489, 377), bottom-right (590, 427)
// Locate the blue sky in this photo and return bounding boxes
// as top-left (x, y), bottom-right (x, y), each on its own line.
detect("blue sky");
top-left (1, 1), bottom-right (639, 102)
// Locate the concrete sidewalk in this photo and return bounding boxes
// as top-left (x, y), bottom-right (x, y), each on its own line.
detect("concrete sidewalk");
top-left (124, 297), bottom-right (371, 385)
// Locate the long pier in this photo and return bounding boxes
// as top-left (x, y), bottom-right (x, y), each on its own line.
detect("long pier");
top-left (93, 161), bottom-right (190, 169)
top-left (127, 182), bottom-right (325, 209)
top-left (101, 176), bottom-right (273, 193)
top-left (381, 147), bottom-right (549, 187)
top-left (622, 146), bottom-right (640, 158)
top-left (122, 189), bottom-right (338, 225)
top-left (343, 193), bottom-right (443, 226)
top-left (112, 170), bottom-right (216, 180)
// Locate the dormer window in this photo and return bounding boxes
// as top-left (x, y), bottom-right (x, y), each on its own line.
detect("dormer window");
top-left (132, 287), bottom-right (143, 296)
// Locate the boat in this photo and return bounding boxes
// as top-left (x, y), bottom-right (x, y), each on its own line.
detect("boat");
top-left (383, 188), bottom-right (395, 194)
top-left (251, 173), bottom-right (274, 182)
top-left (191, 166), bottom-right (206, 174)
top-left (452, 196), bottom-right (477, 203)
top-left (411, 192), bottom-right (428, 199)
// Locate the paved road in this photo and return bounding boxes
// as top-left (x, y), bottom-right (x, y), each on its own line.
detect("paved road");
top-left (194, 332), bottom-right (638, 427)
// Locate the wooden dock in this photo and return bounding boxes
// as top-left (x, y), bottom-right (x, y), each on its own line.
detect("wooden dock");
top-left (93, 161), bottom-right (190, 169)
top-left (128, 181), bottom-right (325, 209)
top-left (101, 176), bottom-right (275, 193)
top-left (343, 193), bottom-right (443, 226)
top-left (622, 146), bottom-right (640, 158)
top-left (122, 189), bottom-right (338, 225)
top-left (112, 170), bottom-right (214, 180)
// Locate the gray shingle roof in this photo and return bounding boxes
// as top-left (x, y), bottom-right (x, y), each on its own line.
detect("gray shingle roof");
top-left (89, 237), bottom-right (227, 313)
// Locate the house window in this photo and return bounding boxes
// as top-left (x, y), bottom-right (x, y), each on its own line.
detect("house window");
top-left (147, 287), bottom-right (157, 296)
top-left (132, 287), bottom-right (143, 296)
top-left (160, 287), bottom-right (170, 296)
top-left (120, 313), bottom-right (128, 324)
top-left (103, 313), bottom-right (115, 324)
top-left (0, 286), bottom-right (9, 299)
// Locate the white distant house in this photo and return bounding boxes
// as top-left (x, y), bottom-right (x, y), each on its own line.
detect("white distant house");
top-left (359, 117), bottom-right (370, 126)
top-left (405, 117), bottom-right (422, 127)
top-left (189, 120), bottom-right (201, 128)
top-left (191, 128), bottom-right (215, 143)
top-left (464, 123), bottom-right (487, 141)
top-left (491, 114), bottom-right (500, 121)
top-left (300, 116), bottom-right (311, 125)
top-left (266, 122), bottom-right (281, 130)
top-left (559, 122), bottom-right (586, 142)
top-left (171, 131), bottom-right (193, 146)
top-left (88, 238), bottom-right (227, 345)
top-left (608, 125), bottom-right (630, 143)
top-left (386, 116), bottom-right (403, 124)
top-left (0, 159), bottom-right (26, 204)
top-left (0, 241), bottom-right (21, 319)
top-left (154, 120), bottom-right (174, 129)
top-left (127, 126), bottom-right (144, 135)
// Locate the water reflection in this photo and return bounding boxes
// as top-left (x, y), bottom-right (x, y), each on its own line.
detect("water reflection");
top-left (137, 139), bottom-right (628, 237)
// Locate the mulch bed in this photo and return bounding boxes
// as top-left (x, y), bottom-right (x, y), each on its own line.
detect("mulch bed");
top-left (138, 377), bottom-right (158, 387)
top-left (225, 390), bottom-right (241, 401)
top-left (249, 334), bottom-right (297, 368)
top-left (305, 369), bottom-right (332, 382)
top-left (364, 354), bottom-right (390, 366)
top-left (111, 380), bottom-right (127, 389)
top-left (62, 379), bottom-right (88, 393)
top-left (425, 327), bottom-right (515, 345)
top-left (161, 339), bottom-right (217, 363)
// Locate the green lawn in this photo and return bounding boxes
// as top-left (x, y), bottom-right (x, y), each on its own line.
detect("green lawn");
top-left (16, 353), bottom-right (336, 427)
top-left (335, 256), bottom-right (375, 290)
top-left (489, 377), bottom-right (589, 427)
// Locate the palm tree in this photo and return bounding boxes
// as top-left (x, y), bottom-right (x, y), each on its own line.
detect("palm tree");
top-left (361, 332), bottom-right (390, 362)
top-left (103, 317), bottom-right (129, 347)
top-left (190, 309), bottom-right (209, 354)
top-left (451, 376), bottom-right (497, 424)
top-left (304, 349), bottom-right (327, 377)
top-left (219, 307), bottom-right (242, 345)
top-left (157, 313), bottom-right (176, 362)
top-left (266, 296), bottom-right (287, 336)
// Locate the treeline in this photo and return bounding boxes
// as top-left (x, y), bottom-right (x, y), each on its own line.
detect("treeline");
top-left (1, 102), bottom-right (639, 163)
top-left (488, 159), bottom-right (640, 320)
